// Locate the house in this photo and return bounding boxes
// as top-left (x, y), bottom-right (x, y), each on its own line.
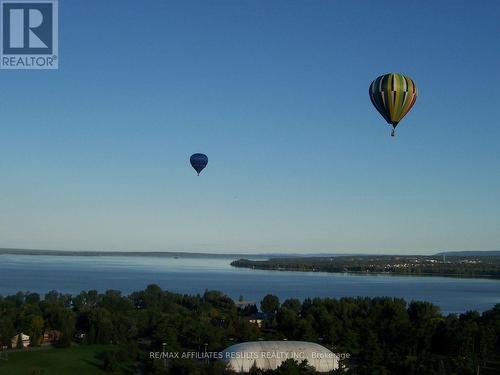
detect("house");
top-left (40, 330), bottom-right (61, 346)
top-left (11, 333), bottom-right (30, 348)
top-left (248, 312), bottom-right (267, 328)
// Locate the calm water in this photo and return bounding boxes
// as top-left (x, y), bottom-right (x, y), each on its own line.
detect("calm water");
top-left (0, 254), bottom-right (499, 314)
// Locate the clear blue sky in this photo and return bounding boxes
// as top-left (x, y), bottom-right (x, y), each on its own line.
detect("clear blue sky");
top-left (0, 0), bottom-right (499, 254)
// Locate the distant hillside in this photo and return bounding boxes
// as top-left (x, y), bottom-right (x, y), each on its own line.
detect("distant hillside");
top-left (435, 250), bottom-right (500, 257)
top-left (0, 248), bottom-right (268, 259)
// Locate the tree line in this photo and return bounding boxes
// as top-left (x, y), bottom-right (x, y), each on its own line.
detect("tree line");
top-left (0, 286), bottom-right (499, 374)
top-left (231, 255), bottom-right (500, 279)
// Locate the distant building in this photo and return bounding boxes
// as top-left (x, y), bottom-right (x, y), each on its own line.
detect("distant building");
top-left (247, 312), bottom-right (267, 328)
top-left (41, 330), bottom-right (61, 346)
top-left (11, 333), bottom-right (30, 348)
top-left (220, 341), bottom-right (339, 373)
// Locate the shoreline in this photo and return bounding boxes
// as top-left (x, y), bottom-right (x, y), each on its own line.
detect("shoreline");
top-left (230, 264), bottom-right (500, 280)
top-left (230, 256), bottom-right (500, 281)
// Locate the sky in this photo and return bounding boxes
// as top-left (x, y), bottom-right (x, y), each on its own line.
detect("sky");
top-left (0, 0), bottom-right (499, 254)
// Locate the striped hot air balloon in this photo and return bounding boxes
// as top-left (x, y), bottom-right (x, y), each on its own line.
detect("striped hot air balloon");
top-left (369, 73), bottom-right (418, 136)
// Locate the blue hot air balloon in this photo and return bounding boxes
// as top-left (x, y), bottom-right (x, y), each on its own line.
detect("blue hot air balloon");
top-left (190, 153), bottom-right (208, 175)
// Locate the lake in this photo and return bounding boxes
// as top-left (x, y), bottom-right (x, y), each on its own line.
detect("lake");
top-left (0, 254), bottom-right (499, 314)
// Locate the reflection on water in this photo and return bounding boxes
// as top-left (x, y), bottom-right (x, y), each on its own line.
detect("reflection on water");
top-left (0, 254), bottom-right (499, 314)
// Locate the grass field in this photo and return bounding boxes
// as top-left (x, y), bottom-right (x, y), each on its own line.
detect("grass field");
top-left (0, 345), bottom-right (135, 375)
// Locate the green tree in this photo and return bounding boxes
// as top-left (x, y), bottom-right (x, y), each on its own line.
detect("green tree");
top-left (16, 334), bottom-right (24, 349)
top-left (261, 294), bottom-right (280, 315)
top-left (0, 317), bottom-right (15, 349)
top-left (30, 316), bottom-right (44, 347)
top-left (274, 358), bottom-right (315, 375)
top-left (282, 298), bottom-right (301, 314)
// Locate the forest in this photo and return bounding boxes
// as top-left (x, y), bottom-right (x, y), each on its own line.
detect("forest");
top-left (0, 285), bottom-right (499, 374)
top-left (231, 255), bottom-right (500, 279)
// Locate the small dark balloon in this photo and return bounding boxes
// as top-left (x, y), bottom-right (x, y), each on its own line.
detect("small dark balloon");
top-left (190, 153), bottom-right (208, 175)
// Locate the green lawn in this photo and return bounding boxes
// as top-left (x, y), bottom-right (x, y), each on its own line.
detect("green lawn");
top-left (0, 345), bottom-right (135, 375)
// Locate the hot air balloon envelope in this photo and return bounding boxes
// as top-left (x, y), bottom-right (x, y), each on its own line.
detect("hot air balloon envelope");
top-left (369, 73), bottom-right (418, 135)
top-left (190, 153), bottom-right (208, 175)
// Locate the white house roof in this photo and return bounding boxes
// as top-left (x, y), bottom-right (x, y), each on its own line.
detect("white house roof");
top-left (13, 333), bottom-right (30, 340)
top-left (220, 341), bottom-right (338, 373)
